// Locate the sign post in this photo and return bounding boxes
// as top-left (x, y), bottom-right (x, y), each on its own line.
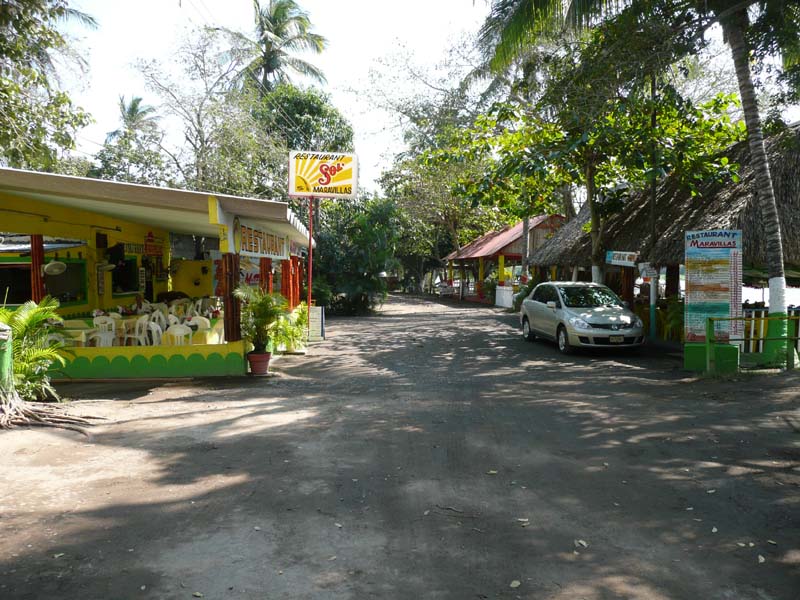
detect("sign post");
top-left (288, 151), bottom-right (358, 337)
top-left (684, 230), bottom-right (743, 344)
top-left (308, 196), bottom-right (314, 328)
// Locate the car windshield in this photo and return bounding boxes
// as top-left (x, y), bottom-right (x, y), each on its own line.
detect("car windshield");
top-left (558, 286), bottom-right (622, 308)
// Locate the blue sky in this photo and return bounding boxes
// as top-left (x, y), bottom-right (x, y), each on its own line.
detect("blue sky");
top-left (64, 0), bottom-right (490, 193)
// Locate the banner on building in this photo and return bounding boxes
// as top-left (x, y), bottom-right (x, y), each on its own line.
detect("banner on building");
top-left (684, 230), bottom-right (743, 343)
top-left (288, 151), bottom-right (358, 199)
top-left (232, 217), bottom-right (287, 259)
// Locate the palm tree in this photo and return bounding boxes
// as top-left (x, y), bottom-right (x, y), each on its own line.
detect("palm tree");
top-left (106, 95), bottom-right (159, 143)
top-left (480, 0), bottom-right (796, 314)
top-left (230, 0), bottom-right (327, 96)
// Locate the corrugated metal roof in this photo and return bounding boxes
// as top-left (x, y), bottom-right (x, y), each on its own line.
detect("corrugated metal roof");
top-left (445, 215), bottom-right (558, 260)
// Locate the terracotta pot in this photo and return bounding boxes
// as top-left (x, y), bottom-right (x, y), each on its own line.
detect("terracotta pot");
top-left (247, 351), bottom-right (271, 375)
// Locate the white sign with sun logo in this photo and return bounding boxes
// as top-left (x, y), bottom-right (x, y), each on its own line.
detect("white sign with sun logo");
top-left (288, 151), bottom-right (358, 199)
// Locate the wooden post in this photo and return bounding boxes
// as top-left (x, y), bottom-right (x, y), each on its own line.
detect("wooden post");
top-left (307, 197), bottom-right (314, 328)
top-left (291, 256), bottom-right (300, 309)
top-left (221, 253), bottom-right (241, 342)
top-left (621, 266), bottom-right (635, 307)
top-left (281, 259), bottom-right (291, 305)
top-left (477, 256), bottom-right (484, 297)
top-left (259, 257), bottom-right (271, 293)
top-left (30, 234), bottom-right (45, 303)
top-left (665, 264), bottom-right (680, 298)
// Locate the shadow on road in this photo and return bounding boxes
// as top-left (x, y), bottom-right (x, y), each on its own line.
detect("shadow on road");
top-left (1, 295), bottom-right (797, 599)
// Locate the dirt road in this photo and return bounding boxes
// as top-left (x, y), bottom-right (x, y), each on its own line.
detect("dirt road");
top-left (1, 295), bottom-right (799, 599)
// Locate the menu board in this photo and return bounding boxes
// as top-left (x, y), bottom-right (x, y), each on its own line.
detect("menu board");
top-left (684, 230), bottom-right (742, 343)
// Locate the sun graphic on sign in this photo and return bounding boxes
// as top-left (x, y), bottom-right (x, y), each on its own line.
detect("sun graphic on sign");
top-left (292, 154), bottom-right (353, 190)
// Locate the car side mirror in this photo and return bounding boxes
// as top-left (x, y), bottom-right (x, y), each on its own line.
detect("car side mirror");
top-left (546, 301), bottom-right (556, 309)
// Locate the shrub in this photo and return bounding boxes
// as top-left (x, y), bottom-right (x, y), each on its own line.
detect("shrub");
top-left (0, 296), bottom-right (67, 401)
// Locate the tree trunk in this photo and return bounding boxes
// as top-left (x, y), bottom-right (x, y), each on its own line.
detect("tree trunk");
top-left (585, 160), bottom-right (604, 283)
top-left (722, 12), bottom-right (786, 314)
top-left (560, 185), bottom-right (576, 220)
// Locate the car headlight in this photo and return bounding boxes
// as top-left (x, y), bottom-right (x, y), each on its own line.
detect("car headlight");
top-left (633, 317), bottom-right (644, 328)
top-left (568, 316), bottom-right (591, 330)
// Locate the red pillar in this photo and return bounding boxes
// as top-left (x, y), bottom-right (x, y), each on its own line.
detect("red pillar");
top-left (307, 198), bottom-right (314, 325)
top-left (259, 257), bottom-right (272, 293)
top-left (291, 256), bottom-right (300, 309)
top-left (280, 259), bottom-right (291, 305)
top-left (221, 253), bottom-right (241, 342)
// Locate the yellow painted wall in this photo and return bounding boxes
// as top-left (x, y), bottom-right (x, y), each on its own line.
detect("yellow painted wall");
top-left (170, 259), bottom-right (214, 298)
top-left (0, 192), bottom-right (171, 314)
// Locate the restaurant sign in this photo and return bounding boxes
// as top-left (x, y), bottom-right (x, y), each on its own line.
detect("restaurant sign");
top-left (605, 250), bottom-right (639, 267)
top-left (288, 151), bottom-right (358, 199)
top-left (684, 230), bottom-right (743, 343)
top-left (144, 232), bottom-right (163, 256)
top-left (232, 217), bottom-right (287, 259)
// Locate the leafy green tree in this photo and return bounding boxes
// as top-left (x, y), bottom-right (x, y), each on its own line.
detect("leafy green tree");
top-left (0, 0), bottom-right (92, 169)
top-left (480, 0), bottom-right (799, 312)
top-left (254, 84), bottom-right (353, 152)
top-left (140, 27), bottom-right (287, 197)
top-left (228, 0), bottom-right (327, 95)
top-left (89, 95), bottom-right (171, 185)
top-left (91, 130), bottom-right (171, 186)
top-left (52, 155), bottom-right (94, 177)
top-left (315, 197), bottom-right (398, 315)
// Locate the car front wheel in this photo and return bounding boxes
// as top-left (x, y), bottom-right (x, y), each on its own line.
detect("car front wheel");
top-left (557, 325), bottom-right (572, 355)
top-left (522, 317), bottom-right (535, 342)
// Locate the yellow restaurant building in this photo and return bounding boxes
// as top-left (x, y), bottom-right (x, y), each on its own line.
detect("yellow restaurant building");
top-left (0, 167), bottom-right (311, 379)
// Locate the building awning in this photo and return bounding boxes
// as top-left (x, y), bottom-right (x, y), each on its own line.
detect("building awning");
top-left (0, 168), bottom-right (312, 247)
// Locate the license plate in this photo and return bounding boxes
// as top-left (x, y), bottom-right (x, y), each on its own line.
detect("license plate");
top-left (609, 335), bottom-right (625, 343)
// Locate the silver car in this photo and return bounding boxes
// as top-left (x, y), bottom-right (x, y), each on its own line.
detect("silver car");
top-left (520, 282), bottom-right (645, 354)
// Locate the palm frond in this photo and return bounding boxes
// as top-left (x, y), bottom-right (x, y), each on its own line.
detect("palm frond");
top-left (283, 56), bottom-right (327, 84)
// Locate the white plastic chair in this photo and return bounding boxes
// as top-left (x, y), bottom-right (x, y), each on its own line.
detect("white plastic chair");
top-left (89, 316), bottom-right (116, 347)
top-left (107, 312), bottom-right (123, 320)
top-left (150, 310), bottom-right (167, 331)
top-left (167, 314), bottom-right (181, 327)
top-left (165, 324), bottom-right (192, 346)
top-left (187, 316), bottom-right (211, 331)
top-left (150, 302), bottom-right (168, 315)
top-left (147, 322), bottom-right (163, 346)
top-left (123, 315), bottom-right (151, 346)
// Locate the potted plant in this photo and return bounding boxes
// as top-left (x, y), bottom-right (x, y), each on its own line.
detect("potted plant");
top-left (234, 285), bottom-right (287, 375)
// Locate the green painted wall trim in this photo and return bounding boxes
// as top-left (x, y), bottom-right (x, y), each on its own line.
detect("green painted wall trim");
top-left (51, 344), bottom-right (246, 379)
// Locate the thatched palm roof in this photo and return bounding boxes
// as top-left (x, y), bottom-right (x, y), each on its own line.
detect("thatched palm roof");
top-left (530, 125), bottom-right (800, 269)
